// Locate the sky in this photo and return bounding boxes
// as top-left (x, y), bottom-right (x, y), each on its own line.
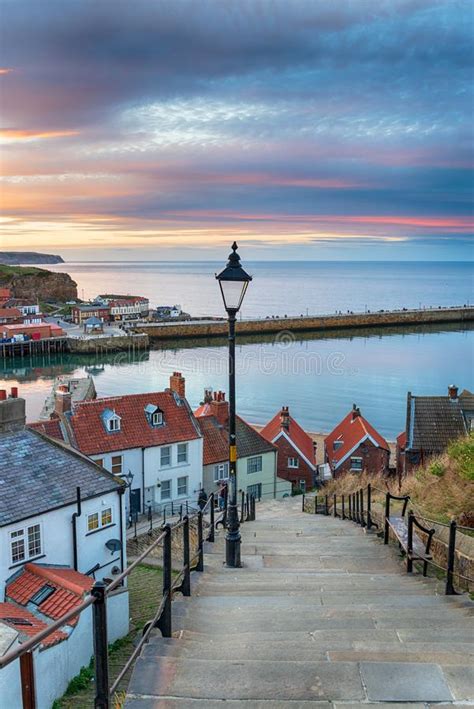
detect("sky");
top-left (0, 0), bottom-right (473, 261)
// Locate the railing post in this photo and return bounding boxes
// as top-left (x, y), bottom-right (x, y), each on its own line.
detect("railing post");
top-left (333, 494), bottom-right (337, 517)
top-left (445, 519), bottom-right (457, 595)
top-left (92, 581), bottom-right (110, 709)
top-left (314, 495), bottom-right (317, 514)
top-left (360, 488), bottom-right (365, 527)
top-left (384, 493), bottom-right (390, 544)
top-left (20, 652), bottom-right (36, 709)
top-left (366, 484), bottom-right (373, 529)
top-left (208, 493), bottom-right (215, 543)
top-left (246, 492), bottom-right (250, 521)
top-left (196, 511), bottom-right (204, 572)
top-left (148, 505), bottom-right (153, 533)
top-left (407, 511), bottom-right (414, 572)
top-left (179, 504), bottom-right (183, 521)
top-left (302, 493), bottom-right (305, 513)
top-left (348, 493), bottom-right (352, 520)
top-left (240, 490), bottom-right (245, 523)
top-left (182, 516), bottom-right (191, 596)
top-left (157, 524), bottom-right (172, 637)
top-left (342, 494), bottom-right (345, 520)
top-left (325, 494), bottom-right (329, 516)
top-left (251, 495), bottom-right (256, 521)
top-left (356, 490), bottom-right (361, 524)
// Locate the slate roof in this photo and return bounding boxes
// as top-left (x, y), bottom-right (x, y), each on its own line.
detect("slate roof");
top-left (65, 391), bottom-right (201, 455)
top-left (0, 427), bottom-right (123, 527)
top-left (260, 409), bottom-right (316, 468)
top-left (196, 412), bottom-right (276, 465)
top-left (406, 393), bottom-right (468, 453)
top-left (7, 563), bottom-right (93, 623)
top-left (325, 408), bottom-right (389, 469)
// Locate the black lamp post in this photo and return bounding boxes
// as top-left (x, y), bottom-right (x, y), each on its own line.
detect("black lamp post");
top-left (216, 242), bottom-right (252, 568)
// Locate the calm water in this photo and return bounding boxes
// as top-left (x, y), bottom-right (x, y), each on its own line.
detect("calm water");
top-left (4, 324), bottom-right (473, 439)
top-left (47, 261), bottom-right (474, 318)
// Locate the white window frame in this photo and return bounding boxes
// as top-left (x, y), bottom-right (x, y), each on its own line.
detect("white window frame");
top-left (288, 457), bottom-right (299, 468)
top-left (350, 457), bottom-right (363, 471)
top-left (152, 411), bottom-right (163, 426)
top-left (177, 476), bottom-right (188, 496)
top-left (88, 508), bottom-right (113, 532)
top-left (177, 442), bottom-right (188, 464)
top-left (161, 479), bottom-right (171, 500)
top-left (247, 456), bottom-right (263, 474)
top-left (108, 416), bottom-right (121, 432)
top-left (10, 523), bottom-right (42, 565)
top-left (160, 446), bottom-right (171, 467)
top-left (87, 512), bottom-right (99, 532)
top-left (101, 507), bottom-right (113, 527)
top-left (213, 462), bottom-right (229, 482)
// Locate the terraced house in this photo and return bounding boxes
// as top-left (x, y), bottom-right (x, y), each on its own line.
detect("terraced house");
top-left (31, 373), bottom-right (203, 518)
top-left (195, 389), bottom-right (291, 500)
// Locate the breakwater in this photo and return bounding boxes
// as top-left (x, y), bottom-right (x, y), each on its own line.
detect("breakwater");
top-left (0, 333), bottom-right (149, 358)
top-left (133, 306), bottom-right (474, 341)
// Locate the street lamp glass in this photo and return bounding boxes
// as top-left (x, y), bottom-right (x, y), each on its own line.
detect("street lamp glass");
top-left (216, 242), bottom-right (252, 314)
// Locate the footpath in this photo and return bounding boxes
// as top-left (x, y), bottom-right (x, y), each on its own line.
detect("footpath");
top-left (125, 497), bottom-right (474, 707)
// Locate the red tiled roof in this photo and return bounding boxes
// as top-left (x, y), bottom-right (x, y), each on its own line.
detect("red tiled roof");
top-left (6, 563), bottom-right (93, 624)
top-left (260, 409), bottom-right (316, 467)
top-left (0, 308), bottom-right (21, 319)
top-left (194, 402), bottom-right (212, 417)
top-left (29, 418), bottom-right (65, 442)
top-left (324, 409), bottom-right (389, 468)
top-left (68, 391), bottom-right (200, 455)
top-left (197, 415), bottom-right (228, 465)
top-left (397, 431), bottom-right (407, 449)
top-left (0, 602), bottom-right (67, 648)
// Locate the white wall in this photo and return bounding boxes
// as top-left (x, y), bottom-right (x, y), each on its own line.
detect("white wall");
top-left (0, 489), bottom-right (126, 590)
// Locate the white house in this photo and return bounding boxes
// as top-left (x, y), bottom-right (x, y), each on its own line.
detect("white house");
top-left (0, 392), bottom-right (129, 707)
top-left (31, 373), bottom-right (204, 518)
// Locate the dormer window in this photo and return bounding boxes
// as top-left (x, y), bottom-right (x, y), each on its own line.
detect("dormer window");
top-left (333, 440), bottom-right (343, 451)
top-left (145, 403), bottom-right (164, 427)
top-left (101, 408), bottom-right (121, 433)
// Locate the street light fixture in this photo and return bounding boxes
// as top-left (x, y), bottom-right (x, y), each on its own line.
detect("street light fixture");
top-left (216, 242), bottom-right (252, 568)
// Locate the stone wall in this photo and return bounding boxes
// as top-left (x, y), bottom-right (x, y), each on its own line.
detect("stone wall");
top-left (135, 307), bottom-right (474, 341)
top-left (68, 333), bottom-right (149, 353)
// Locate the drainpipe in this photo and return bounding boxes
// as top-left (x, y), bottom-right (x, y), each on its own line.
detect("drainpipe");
top-left (142, 448), bottom-right (145, 513)
top-left (118, 486), bottom-right (125, 573)
top-left (72, 486), bottom-right (82, 571)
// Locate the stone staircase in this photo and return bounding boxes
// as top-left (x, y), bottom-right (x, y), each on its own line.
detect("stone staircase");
top-left (125, 498), bottom-right (474, 707)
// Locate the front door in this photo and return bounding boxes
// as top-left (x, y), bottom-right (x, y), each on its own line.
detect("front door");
top-left (130, 488), bottom-right (141, 516)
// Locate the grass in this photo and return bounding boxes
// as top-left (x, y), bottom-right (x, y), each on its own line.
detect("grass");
top-left (56, 564), bottom-right (163, 708)
top-left (0, 264), bottom-right (49, 280)
top-left (319, 433), bottom-right (474, 525)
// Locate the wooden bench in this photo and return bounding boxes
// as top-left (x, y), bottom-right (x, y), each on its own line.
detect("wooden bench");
top-left (384, 494), bottom-right (435, 576)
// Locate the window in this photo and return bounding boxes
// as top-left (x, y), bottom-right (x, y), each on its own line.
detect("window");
top-left (88, 513), bottom-right (99, 532)
top-left (101, 508), bottom-right (112, 526)
top-left (350, 457), bottom-right (363, 471)
top-left (247, 456), bottom-right (262, 474)
top-left (10, 524), bottom-right (42, 565)
top-left (160, 446), bottom-right (171, 467)
top-left (299, 480), bottom-right (306, 493)
top-left (177, 476), bottom-right (188, 496)
top-left (95, 458), bottom-right (104, 468)
top-left (247, 483), bottom-right (262, 500)
top-left (31, 585), bottom-right (55, 606)
top-left (108, 417), bottom-right (120, 432)
top-left (161, 480), bottom-right (171, 500)
top-left (333, 440), bottom-right (343, 451)
top-left (288, 457), bottom-right (299, 468)
top-left (177, 442), bottom-right (188, 463)
top-left (213, 462), bottom-right (229, 482)
top-left (152, 411), bottom-right (163, 426)
top-left (111, 455), bottom-right (122, 475)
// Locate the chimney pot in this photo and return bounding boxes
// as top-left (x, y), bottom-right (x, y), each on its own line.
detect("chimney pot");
top-left (448, 384), bottom-right (458, 400)
top-left (10, 387), bottom-right (18, 399)
top-left (0, 390), bottom-right (6, 401)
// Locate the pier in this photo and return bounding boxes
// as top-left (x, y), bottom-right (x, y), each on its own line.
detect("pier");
top-left (0, 332), bottom-right (149, 358)
top-left (132, 305), bottom-right (474, 341)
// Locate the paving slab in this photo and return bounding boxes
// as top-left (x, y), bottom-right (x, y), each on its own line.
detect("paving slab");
top-left (360, 661), bottom-right (453, 701)
top-left (442, 665), bottom-right (474, 700)
top-left (125, 699), bottom-right (333, 708)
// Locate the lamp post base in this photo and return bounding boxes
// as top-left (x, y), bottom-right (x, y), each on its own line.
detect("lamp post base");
top-left (225, 532), bottom-right (241, 568)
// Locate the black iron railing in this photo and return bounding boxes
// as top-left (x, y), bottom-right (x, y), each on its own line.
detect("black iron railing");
top-left (304, 485), bottom-right (473, 596)
top-left (0, 490), bottom-right (258, 709)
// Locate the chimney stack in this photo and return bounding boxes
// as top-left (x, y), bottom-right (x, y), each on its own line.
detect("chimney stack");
top-left (351, 404), bottom-right (361, 420)
top-left (55, 385), bottom-right (72, 416)
top-left (0, 394), bottom-right (26, 433)
top-left (448, 384), bottom-right (459, 400)
top-left (210, 391), bottom-right (229, 426)
top-left (169, 372), bottom-right (185, 399)
top-left (280, 406), bottom-right (290, 430)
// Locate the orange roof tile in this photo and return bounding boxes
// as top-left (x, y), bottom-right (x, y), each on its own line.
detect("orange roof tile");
top-left (324, 408), bottom-right (389, 469)
top-left (0, 603), bottom-right (67, 648)
top-left (28, 418), bottom-right (65, 441)
top-left (260, 408), bottom-right (316, 467)
top-left (67, 391), bottom-right (200, 455)
top-left (397, 430), bottom-right (407, 448)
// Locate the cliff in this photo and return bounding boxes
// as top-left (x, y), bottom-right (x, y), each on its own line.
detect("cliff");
top-left (0, 252), bottom-right (64, 265)
top-left (0, 265), bottom-right (77, 302)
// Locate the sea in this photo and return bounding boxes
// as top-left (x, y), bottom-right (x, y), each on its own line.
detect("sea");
top-left (3, 261), bottom-right (473, 438)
